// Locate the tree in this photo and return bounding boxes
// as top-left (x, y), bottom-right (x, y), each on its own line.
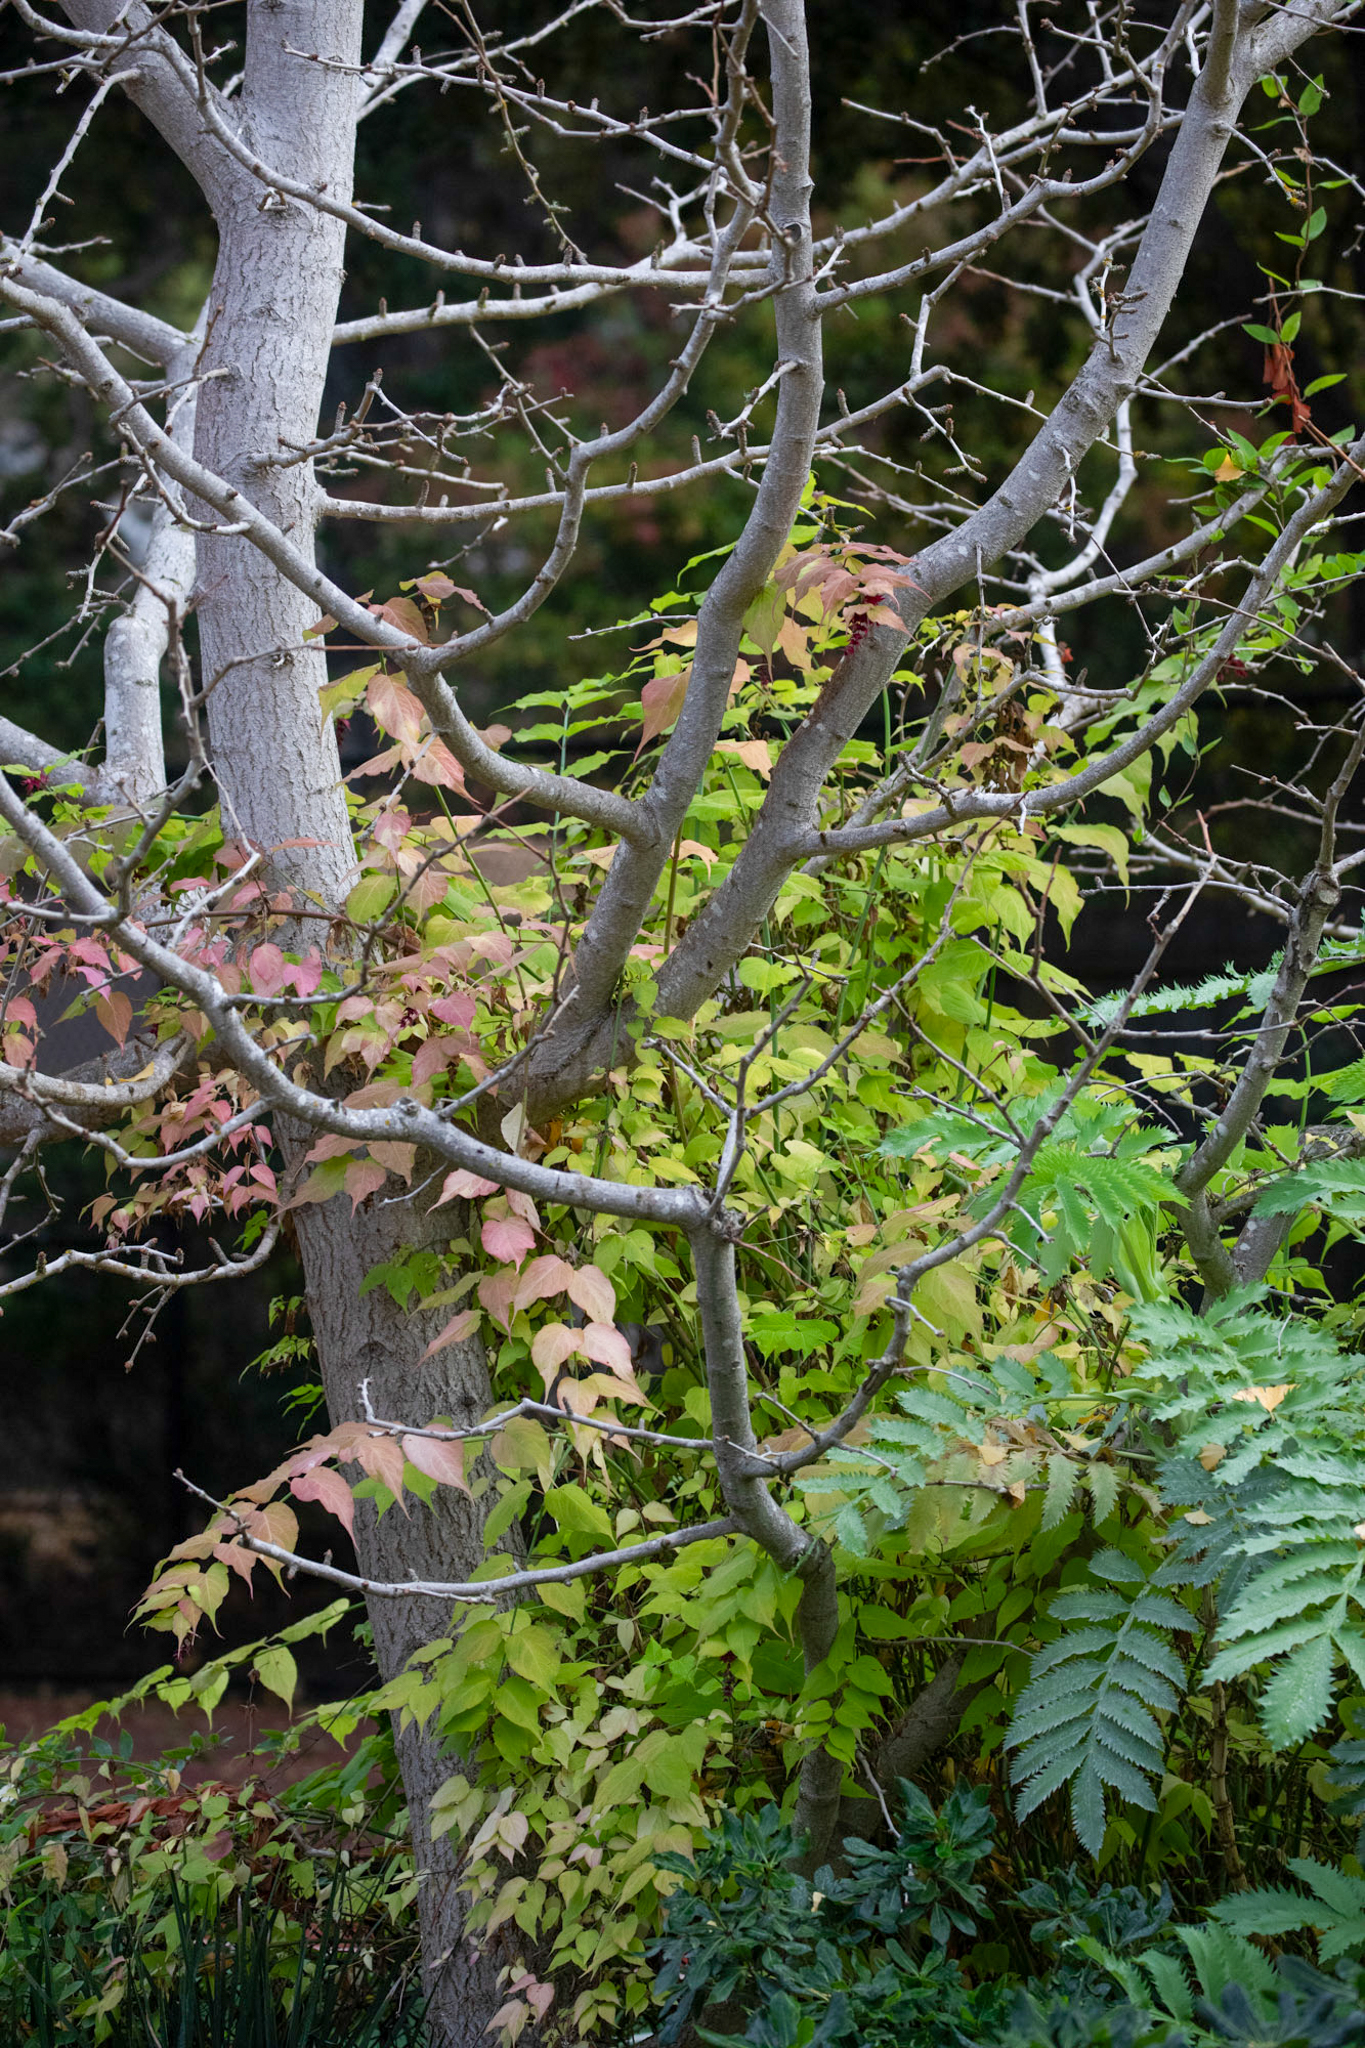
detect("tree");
top-left (3, 0), bottom-right (1365, 2042)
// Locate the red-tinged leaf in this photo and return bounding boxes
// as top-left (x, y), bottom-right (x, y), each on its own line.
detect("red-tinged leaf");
top-left (435, 1166), bottom-right (501, 1204)
top-left (413, 571), bottom-right (457, 602)
top-left (213, 1538), bottom-right (259, 1585)
top-left (505, 1190), bottom-right (539, 1228)
top-left (201, 1832), bottom-right (236, 1863)
top-left (580, 1370), bottom-right (648, 1406)
top-left (404, 863), bottom-right (452, 914)
top-left (347, 743), bottom-right (402, 781)
top-left (283, 1441), bottom-right (333, 1479)
top-left (369, 1141), bottom-right (416, 1180)
top-left (430, 992), bottom-right (476, 1030)
top-left (94, 988), bottom-right (133, 1047)
top-left (531, 1322), bottom-right (581, 1379)
top-left (303, 1132), bottom-right (356, 1165)
top-left (344, 1158), bottom-right (388, 1212)
top-left (402, 1432), bottom-right (469, 1493)
top-left (348, 1431), bottom-right (408, 1504)
top-left (372, 595), bottom-right (429, 643)
top-left (342, 1078), bottom-right (407, 1108)
top-left (419, 1307), bottom-right (481, 1362)
top-left (242, 1500), bottom-right (299, 1554)
top-left (636, 666), bottom-right (690, 753)
top-left (411, 1036), bottom-right (469, 1088)
top-left (580, 1322), bottom-right (635, 1376)
top-left (283, 952), bottom-right (323, 998)
top-left (514, 1253), bottom-right (575, 1313)
top-left (566, 1263), bottom-right (616, 1326)
top-left (478, 1267), bottom-right (519, 1331)
top-left (249, 943), bottom-right (286, 995)
top-left (482, 722), bottom-right (511, 747)
top-left (290, 1465), bottom-right (356, 1538)
top-left (482, 1212), bottom-right (536, 1265)
top-left (321, 1421), bottom-right (370, 1457)
top-left (367, 672), bottom-right (425, 745)
top-left (777, 615), bottom-right (813, 672)
top-left (409, 738), bottom-right (467, 793)
top-left (715, 738), bottom-right (773, 780)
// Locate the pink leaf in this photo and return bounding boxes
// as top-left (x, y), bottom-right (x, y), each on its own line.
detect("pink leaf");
top-left (530, 1322), bottom-right (581, 1380)
top-left (409, 738), bottom-right (467, 793)
top-left (566, 1264), bottom-right (616, 1326)
top-left (369, 1141), bottom-right (415, 1180)
top-left (283, 952), bottom-right (323, 997)
top-left (514, 1254), bottom-right (575, 1314)
top-left (435, 1167), bottom-right (501, 1205)
top-left (430, 992), bottom-right (476, 1030)
top-left (636, 666), bottom-right (691, 753)
top-left (714, 738), bottom-right (774, 780)
top-left (478, 1268), bottom-right (519, 1331)
top-left (347, 1432), bottom-right (408, 1503)
top-left (402, 1432), bottom-right (469, 1493)
top-left (345, 1159), bottom-right (388, 1212)
top-left (581, 1322), bottom-right (634, 1376)
top-left (249, 943), bottom-right (287, 995)
top-left (367, 671), bottom-right (425, 744)
top-left (94, 988), bottom-right (133, 1048)
top-left (482, 1213), bottom-right (536, 1265)
top-left (505, 1190), bottom-right (539, 1228)
top-left (580, 1371), bottom-right (648, 1406)
top-left (419, 1307), bottom-right (481, 1362)
top-left (290, 1466), bottom-right (356, 1538)
top-left (371, 595), bottom-right (429, 644)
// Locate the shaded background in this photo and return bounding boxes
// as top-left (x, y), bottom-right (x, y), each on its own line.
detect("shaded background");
top-left (3, 0), bottom-right (1364, 1699)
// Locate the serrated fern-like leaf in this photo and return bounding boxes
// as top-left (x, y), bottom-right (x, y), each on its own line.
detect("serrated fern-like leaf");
top-left (1211, 1858), bottom-right (1365, 1963)
top-left (1043, 1452), bottom-right (1081, 1531)
top-left (1006, 1549), bottom-right (1188, 1856)
top-left (1257, 1632), bottom-right (1338, 1748)
top-left (1253, 1156), bottom-right (1365, 1222)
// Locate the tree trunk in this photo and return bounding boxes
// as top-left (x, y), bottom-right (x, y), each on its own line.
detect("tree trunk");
top-left (184, 9), bottom-right (512, 2034)
top-left (294, 1169), bottom-right (519, 2046)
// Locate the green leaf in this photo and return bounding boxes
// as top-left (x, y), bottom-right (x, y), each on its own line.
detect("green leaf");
top-left (504, 1622), bottom-right (562, 1693)
top-left (494, 1674), bottom-right (544, 1734)
top-left (346, 872), bottom-right (397, 924)
top-left (252, 1645), bottom-right (298, 1713)
top-left (544, 1484), bottom-right (614, 1541)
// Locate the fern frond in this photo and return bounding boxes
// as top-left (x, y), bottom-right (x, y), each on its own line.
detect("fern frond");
top-left (1007, 1549), bottom-right (1188, 1854)
top-left (1211, 1858), bottom-right (1365, 1963)
top-left (1253, 1156), bottom-right (1365, 1222)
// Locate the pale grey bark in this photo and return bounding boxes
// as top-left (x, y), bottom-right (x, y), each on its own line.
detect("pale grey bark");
top-left (102, 337), bottom-right (202, 807)
top-left (188, 0), bottom-right (362, 909)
